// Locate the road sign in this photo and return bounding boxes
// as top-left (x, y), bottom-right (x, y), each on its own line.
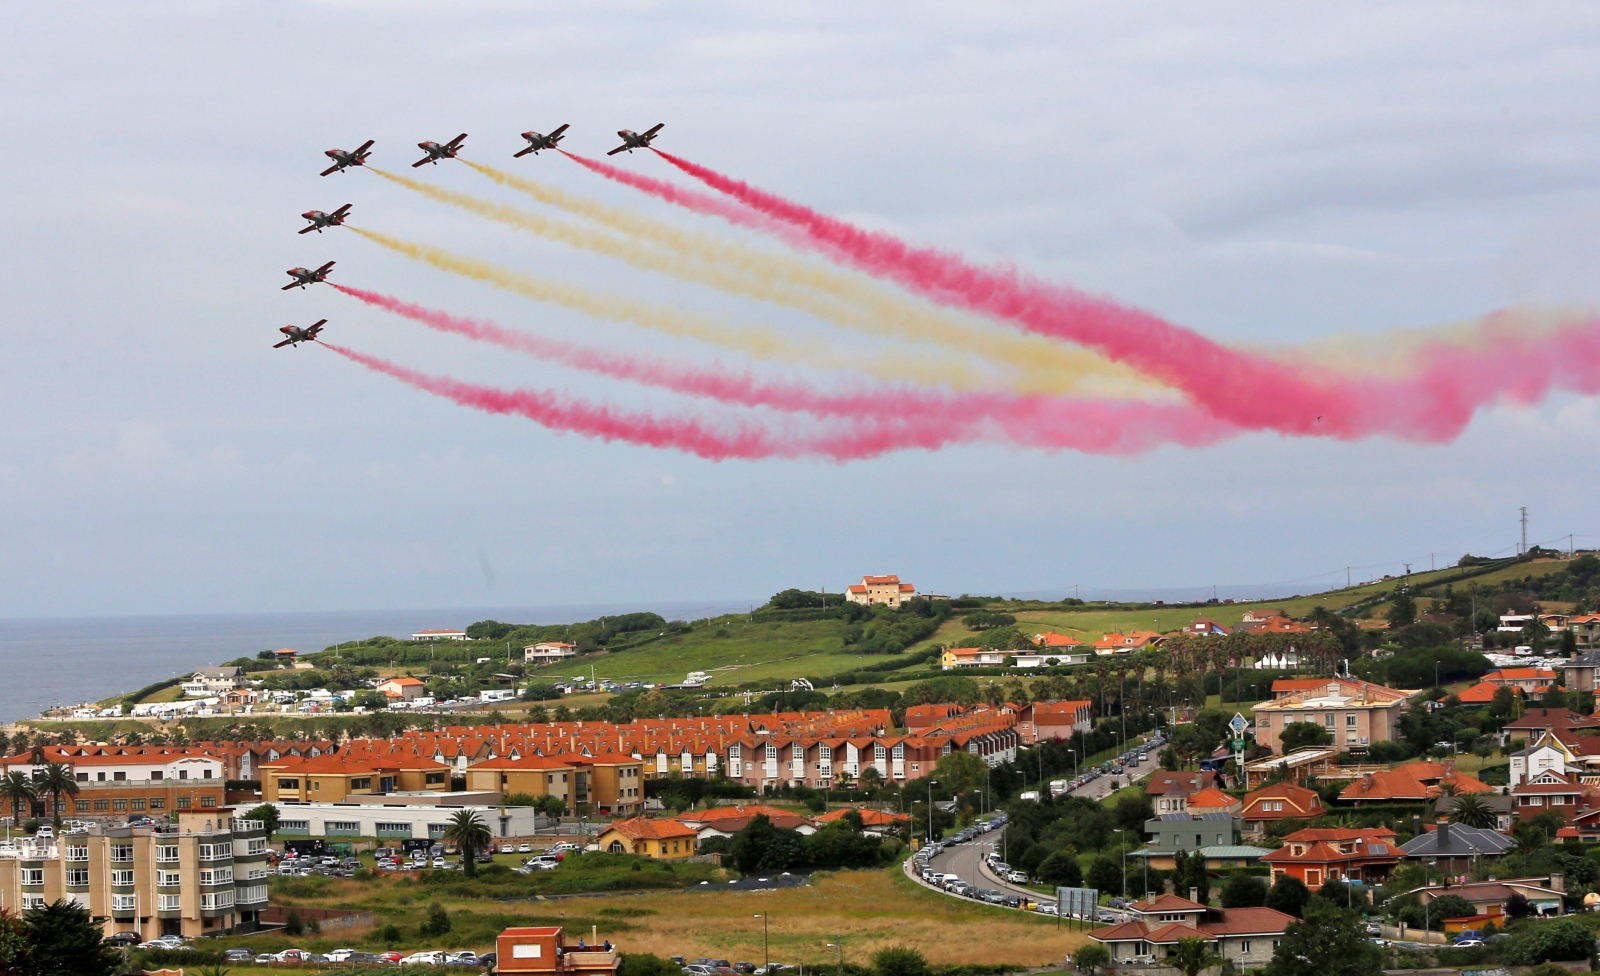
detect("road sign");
top-left (1232, 738), bottom-right (1246, 752)
top-left (1230, 712), bottom-right (1248, 733)
top-left (1057, 886), bottom-right (1099, 923)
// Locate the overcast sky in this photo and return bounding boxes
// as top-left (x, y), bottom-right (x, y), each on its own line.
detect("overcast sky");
top-left (2, 2), bottom-right (1597, 619)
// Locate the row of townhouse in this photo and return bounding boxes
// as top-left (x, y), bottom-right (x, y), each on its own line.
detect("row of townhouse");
top-left (596, 804), bottom-right (909, 860)
top-left (0, 808), bottom-right (270, 939)
top-left (0, 746), bottom-right (230, 820)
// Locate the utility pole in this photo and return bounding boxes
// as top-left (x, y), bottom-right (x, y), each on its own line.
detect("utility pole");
top-left (1404, 563), bottom-right (1412, 576)
top-left (1520, 507), bottom-right (1529, 555)
top-left (1347, 567), bottom-right (1351, 588)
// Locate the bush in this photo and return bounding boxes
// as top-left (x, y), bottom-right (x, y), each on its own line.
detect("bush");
top-left (420, 901), bottom-right (452, 937)
top-left (283, 910), bottom-right (303, 936)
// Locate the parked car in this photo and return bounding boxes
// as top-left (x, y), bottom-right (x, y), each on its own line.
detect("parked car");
top-left (223, 948), bottom-right (256, 962)
top-left (518, 843), bottom-right (533, 853)
top-left (446, 950), bottom-right (481, 965)
top-left (732, 963), bottom-right (757, 973)
top-left (102, 932), bottom-right (141, 946)
top-left (403, 950), bottom-right (449, 965)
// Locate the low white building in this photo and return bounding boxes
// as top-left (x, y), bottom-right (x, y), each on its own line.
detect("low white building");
top-left (412, 629), bottom-right (469, 641)
top-left (267, 797), bottom-right (548, 841)
top-left (181, 666), bottom-right (247, 697)
top-left (524, 642), bottom-right (580, 664)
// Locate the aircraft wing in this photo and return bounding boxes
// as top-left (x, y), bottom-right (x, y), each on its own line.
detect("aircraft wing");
top-left (273, 338), bottom-right (294, 348)
top-left (549, 124), bottom-right (569, 138)
top-left (606, 144), bottom-right (629, 156)
top-left (448, 133), bottom-right (468, 149)
top-left (331, 204), bottom-right (352, 217)
top-left (355, 139), bottom-right (375, 154)
top-left (319, 164), bottom-right (341, 177)
top-left (297, 226), bottom-right (316, 235)
top-left (309, 319), bottom-right (328, 330)
top-left (411, 156), bottom-right (431, 168)
top-left (513, 146), bottom-right (536, 158)
top-left (316, 261), bottom-right (336, 273)
top-left (642, 123), bottom-right (664, 137)
top-left (281, 282), bottom-right (302, 291)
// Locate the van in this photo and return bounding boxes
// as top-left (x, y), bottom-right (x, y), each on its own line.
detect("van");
top-left (1019, 790), bottom-right (1041, 801)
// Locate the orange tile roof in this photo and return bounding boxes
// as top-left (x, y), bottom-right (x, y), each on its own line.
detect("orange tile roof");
top-left (604, 816), bottom-right (699, 841)
top-left (1186, 787), bottom-right (1241, 809)
top-left (815, 807), bottom-right (910, 825)
top-left (1033, 632), bottom-right (1085, 647)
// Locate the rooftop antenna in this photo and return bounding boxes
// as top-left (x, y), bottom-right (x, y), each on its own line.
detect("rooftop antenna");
top-left (1520, 506), bottom-right (1529, 555)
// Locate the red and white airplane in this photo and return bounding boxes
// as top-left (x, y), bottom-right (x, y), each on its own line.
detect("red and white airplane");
top-left (282, 261), bottom-right (335, 290)
top-left (299, 204), bottom-right (352, 234)
top-left (514, 124), bottom-right (569, 157)
top-left (607, 123), bottom-right (663, 155)
top-left (274, 319), bottom-right (326, 349)
top-left (413, 133), bottom-right (467, 167)
top-left (320, 140), bottom-right (374, 176)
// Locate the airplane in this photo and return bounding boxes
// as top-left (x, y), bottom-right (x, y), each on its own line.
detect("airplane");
top-left (274, 319), bottom-right (326, 348)
top-left (282, 261), bottom-right (335, 290)
top-left (607, 123), bottom-right (664, 155)
top-left (320, 140), bottom-right (374, 176)
top-left (413, 133), bottom-right (468, 167)
top-left (298, 204), bottom-right (352, 234)
top-left (514, 124), bottom-right (569, 157)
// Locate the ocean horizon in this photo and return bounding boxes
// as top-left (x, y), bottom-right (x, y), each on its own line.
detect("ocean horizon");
top-left (0, 599), bottom-right (757, 726)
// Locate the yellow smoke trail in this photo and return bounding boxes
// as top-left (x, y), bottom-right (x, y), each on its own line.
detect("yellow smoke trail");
top-left (380, 164), bottom-right (1158, 398)
top-left (345, 225), bottom-right (995, 388)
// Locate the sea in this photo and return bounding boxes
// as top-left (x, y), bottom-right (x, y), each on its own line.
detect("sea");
top-left (0, 600), bottom-right (755, 726)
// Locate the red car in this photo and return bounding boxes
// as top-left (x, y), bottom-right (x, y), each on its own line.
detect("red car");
top-left (379, 951), bottom-right (403, 963)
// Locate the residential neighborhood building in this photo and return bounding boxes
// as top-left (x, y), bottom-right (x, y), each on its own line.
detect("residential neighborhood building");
top-left (1087, 896), bottom-right (1294, 971)
top-left (180, 667), bottom-right (247, 697)
top-left (1560, 650), bottom-right (1600, 691)
top-left (1435, 793), bottom-right (1516, 833)
top-left (524, 642), bottom-right (580, 665)
top-left (376, 676), bottom-right (426, 701)
top-left (940, 647), bottom-right (1009, 669)
top-left (1340, 760), bottom-right (1494, 804)
top-left (1252, 678), bottom-right (1416, 753)
top-left (0, 747), bottom-right (227, 819)
top-left (594, 816), bottom-right (699, 859)
top-left (259, 754), bottom-right (452, 802)
top-left (1017, 700), bottom-right (1093, 743)
top-left (1144, 771), bottom-right (1217, 814)
top-left (411, 629), bottom-right (469, 641)
top-left (1261, 827), bottom-right (1401, 889)
top-left (1411, 878), bottom-right (1566, 918)
top-left (1570, 616), bottom-right (1600, 651)
top-left (268, 798), bottom-right (544, 841)
top-left (813, 807), bottom-right (910, 836)
top-left (1510, 768), bottom-right (1592, 823)
top-left (844, 575), bottom-right (916, 608)
top-left (1185, 618), bottom-right (1232, 636)
top-left (1092, 632), bottom-right (1167, 655)
top-left (464, 756), bottom-right (575, 807)
top-left (1238, 783), bottom-right (1324, 839)
top-left (0, 808), bottom-right (270, 939)
top-left (1185, 787), bottom-right (1243, 816)
top-left (1130, 812), bottom-right (1269, 870)
top-left (1398, 820), bottom-right (1515, 872)
top-left (496, 926), bottom-right (621, 976)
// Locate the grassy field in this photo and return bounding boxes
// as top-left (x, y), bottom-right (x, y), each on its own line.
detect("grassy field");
top-left (219, 865), bottom-right (1083, 968)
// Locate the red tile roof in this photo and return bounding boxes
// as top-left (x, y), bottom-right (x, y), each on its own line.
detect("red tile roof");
top-left (604, 817), bottom-right (698, 841)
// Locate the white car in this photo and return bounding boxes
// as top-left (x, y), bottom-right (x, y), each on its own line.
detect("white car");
top-left (402, 951), bottom-right (447, 965)
top-left (447, 952), bottom-right (480, 965)
top-left (326, 948), bottom-right (360, 962)
top-left (433, 856), bottom-right (447, 868)
top-left (518, 843), bottom-right (533, 853)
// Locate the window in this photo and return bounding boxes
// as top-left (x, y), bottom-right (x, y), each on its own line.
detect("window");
top-left (20, 869), bottom-right (43, 885)
top-left (159, 894), bottom-right (181, 911)
top-left (110, 844), bottom-right (134, 862)
top-left (158, 871), bottom-right (182, 886)
top-left (277, 778), bottom-right (299, 790)
top-left (326, 821), bottom-right (360, 834)
top-left (1241, 941), bottom-right (1253, 954)
top-left (112, 798), bottom-right (128, 811)
top-left (114, 771), bottom-right (126, 781)
top-left (246, 866), bottom-right (269, 881)
top-left (203, 769), bottom-right (213, 779)
top-left (179, 769), bottom-right (189, 780)
top-left (245, 838), bottom-right (267, 855)
top-left (150, 770), bottom-right (163, 780)
top-left (351, 777), bottom-right (372, 791)
top-left (66, 868), bottom-right (89, 886)
top-left (200, 891), bottom-right (234, 910)
top-left (65, 846), bottom-right (88, 862)
top-left (1323, 714), bottom-right (1335, 727)
top-left (93, 799), bottom-right (109, 811)
top-left (156, 845), bottom-right (180, 862)
top-left (425, 772), bottom-right (446, 786)
top-left (149, 797), bottom-right (165, 810)
top-left (1346, 713), bottom-right (1358, 728)
top-left (238, 884), bottom-right (269, 904)
top-left (111, 870), bottom-right (135, 886)
top-left (20, 896), bottom-right (45, 911)
top-left (199, 867), bottom-right (233, 885)
top-left (278, 820), bottom-right (309, 832)
top-left (375, 823), bottom-right (410, 837)
top-left (131, 798), bottom-right (146, 811)
top-left (198, 842), bottom-right (232, 860)
top-left (200, 795), bottom-right (217, 808)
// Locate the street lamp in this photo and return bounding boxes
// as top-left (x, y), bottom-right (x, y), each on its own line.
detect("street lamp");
top-left (826, 938), bottom-right (843, 976)
top-left (754, 915), bottom-right (769, 971)
top-left (927, 780), bottom-right (939, 845)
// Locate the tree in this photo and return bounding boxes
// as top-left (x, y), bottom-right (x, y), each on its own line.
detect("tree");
top-left (872, 946), bottom-right (931, 976)
top-left (931, 752), bottom-right (988, 797)
top-left (443, 810), bottom-right (492, 878)
top-left (22, 899), bottom-right (120, 976)
top-left (1074, 943), bottom-right (1110, 976)
top-left (1387, 588), bottom-right (1418, 630)
top-left (1264, 874), bottom-right (1310, 919)
top-left (620, 954), bottom-right (687, 976)
top-left (1447, 793), bottom-right (1496, 829)
top-left (242, 803), bottom-right (280, 837)
top-left (1501, 916), bottom-right (1595, 965)
top-left (0, 908), bottom-right (30, 975)
top-left (1086, 855), bottom-right (1124, 897)
top-left (35, 765), bottom-right (77, 825)
top-left (1220, 874), bottom-right (1267, 909)
top-left (1505, 891), bottom-right (1535, 919)
top-left (1037, 851), bottom-right (1083, 887)
top-left (1265, 902), bottom-right (1381, 976)
top-left (420, 901), bottom-right (451, 938)
top-left (1279, 722), bottom-right (1332, 753)
top-left (284, 910), bottom-right (304, 936)
top-left (0, 773), bottom-right (35, 824)
top-left (1169, 936), bottom-right (1223, 976)
top-left (1424, 894), bottom-right (1477, 930)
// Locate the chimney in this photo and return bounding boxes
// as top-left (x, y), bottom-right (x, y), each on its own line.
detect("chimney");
top-left (1190, 886), bottom-right (1200, 904)
top-left (1551, 872), bottom-right (1564, 892)
top-left (1413, 815), bottom-right (1422, 837)
top-left (1443, 758), bottom-right (1456, 777)
top-left (1437, 819), bottom-right (1451, 849)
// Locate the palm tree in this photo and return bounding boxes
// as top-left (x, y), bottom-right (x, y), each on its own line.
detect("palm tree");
top-left (1448, 793), bottom-right (1497, 829)
top-left (1168, 936), bottom-right (1223, 976)
top-left (1511, 820), bottom-right (1546, 854)
top-left (443, 809), bottom-right (492, 878)
top-left (38, 763), bottom-right (79, 825)
top-left (0, 772), bottom-right (36, 825)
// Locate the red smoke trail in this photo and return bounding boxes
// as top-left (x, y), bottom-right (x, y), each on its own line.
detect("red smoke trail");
top-left (330, 283), bottom-right (1240, 454)
top-left (638, 150), bottom-right (1600, 441)
top-left (320, 342), bottom-right (989, 461)
top-left (560, 151), bottom-right (809, 244)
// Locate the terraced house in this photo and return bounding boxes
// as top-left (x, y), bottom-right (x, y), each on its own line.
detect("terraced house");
top-left (0, 746), bottom-right (226, 819)
top-left (0, 807), bottom-right (270, 938)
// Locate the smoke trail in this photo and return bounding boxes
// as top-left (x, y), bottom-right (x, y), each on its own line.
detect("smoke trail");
top-left (377, 165), bottom-right (1152, 398)
top-left (320, 341), bottom-right (979, 461)
top-left (646, 150), bottom-right (1600, 439)
top-left (343, 225), bottom-right (987, 390)
top-left (330, 282), bottom-right (1238, 453)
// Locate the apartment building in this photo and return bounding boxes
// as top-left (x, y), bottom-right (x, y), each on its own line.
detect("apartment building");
top-left (1252, 678), bottom-right (1415, 753)
top-left (0, 747), bottom-right (226, 820)
top-left (524, 642), bottom-right (580, 665)
top-left (259, 754), bottom-right (451, 802)
top-left (0, 808), bottom-right (269, 938)
top-left (180, 666), bottom-right (247, 697)
top-left (269, 799), bottom-right (545, 841)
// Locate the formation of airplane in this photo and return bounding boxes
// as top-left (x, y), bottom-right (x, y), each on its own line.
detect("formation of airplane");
top-left (607, 123), bottom-right (664, 155)
top-left (320, 140), bottom-right (374, 176)
top-left (284, 125), bottom-right (671, 352)
top-left (282, 261), bottom-right (335, 290)
top-left (413, 133), bottom-right (468, 167)
top-left (514, 123), bottom-right (569, 157)
top-left (274, 319), bottom-right (326, 348)
top-left (299, 204), bottom-right (352, 234)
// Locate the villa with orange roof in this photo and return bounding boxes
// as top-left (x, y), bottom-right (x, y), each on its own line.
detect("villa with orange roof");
top-left (845, 574), bottom-right (916, 608)
top-left (595, 816), bottom-right (700, 859)
top-left (1340, 760), bottom-right (1494, 805)
top-left (1014, 632), bottom-right (1092, 668)
top-left (815, 806), bottom-right (911, 836)
top-left (1252, 677), bottom-right (1415, 753)
top-left (1262, 827), bottom-right (1401, 889)
top-left (1093, 631), bottom-right (1168, 655)
top-left (1018, 700), bottom-right (1093, 742)
top-left (941, 647), bottom-right (1009, 669)
top-left (524, 641), bottom-right (580, 664)
top-left (377, 676), bottom-right (427, 700)
top-left (1087, 894), bottom-right (1293, 969)
top-left (1238, 783), bottom-right (1324, 838)
top-left (1185, 787), bottom-right (1243, 816)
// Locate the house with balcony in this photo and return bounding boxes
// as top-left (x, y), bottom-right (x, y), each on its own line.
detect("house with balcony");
top-left (1238, 783), bottom-right (1324, 839)
top-left (1261, 827), bottom-right (1401, 889)
top-left (1129, 811), bottom-right (1270, 870)
top-left (180, 666), bottom-right (247, 697)
top-left (0, 807), bottom-right (269, 939)
top-left (845, 575), bottom-right (916, 608)
top-left (1253, 678), bottom-right (1416, 754)
top-left (940, 647), bottom-right (1009, 669)
top-left (525, 642), bottom-right (580, 665)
